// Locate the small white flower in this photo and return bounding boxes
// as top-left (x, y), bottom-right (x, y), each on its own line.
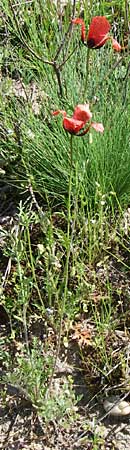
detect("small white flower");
top-left (37, 244), bottom-right (44, 254)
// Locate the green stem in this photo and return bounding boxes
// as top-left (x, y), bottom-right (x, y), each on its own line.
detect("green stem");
top-left (26, 224), bottom-right (45, 311)
top-left (26, 223), bottom-right (57, 334)
top-left (57, 134), bottom-right (73, 351)
top-left (124, 0), bottom-right (129, 32)
top-left (83, 48), bottom-right (90, 102)
top-left (46, 135), bottom-right (73, 396)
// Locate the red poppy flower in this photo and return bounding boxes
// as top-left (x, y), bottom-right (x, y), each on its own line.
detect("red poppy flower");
top-left (72, 16), bottom-right (122, 52)
top-left (52, 104), bottom-right (104, 136)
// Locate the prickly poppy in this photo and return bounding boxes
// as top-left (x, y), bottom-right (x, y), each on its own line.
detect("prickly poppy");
top-left (72, 16), bottom-right (122, 51)
top-left (52, 104), bottom-right (104, 136)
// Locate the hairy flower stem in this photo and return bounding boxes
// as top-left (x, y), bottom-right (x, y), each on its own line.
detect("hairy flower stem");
top-left (46, 136), bottom-right (73, 396)
top-left (83, 48), bottom-right (90, 101)
top-left (57, 136), bottom-right (73, 348)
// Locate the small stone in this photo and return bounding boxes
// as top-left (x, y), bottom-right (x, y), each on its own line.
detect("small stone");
top-left (103, 396), bottom-right (130, 416)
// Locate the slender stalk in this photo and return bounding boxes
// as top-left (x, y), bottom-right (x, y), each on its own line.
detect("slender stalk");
top-left (124, 0), bottom-right (129, 32)
top-left (46, 135), bottom-right (73, 395)
top-left (23, 303), bottom-right (31, 357)
top-left (58, 44), bottom-right (79, 70)
top-left (83, 48), bottom-right (90, 101)
top-left (122, 61), bottom-right (130, 105)
top-left (26, 224), bottom-right (57, 333)
top-left (54, 0), bottom-right (76, 62)
top-left (53, 62), bottom-right (63, 96)
top-left (54, 23), bottom-right (73, 61)
top-left (56, 135), bottom-right (73, 351)
top-left (26, 224), bottom-right (45, 310)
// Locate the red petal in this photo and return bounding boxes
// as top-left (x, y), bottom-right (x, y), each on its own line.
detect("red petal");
top-left (73, 104), bottom-right (92, 122)
top-left (72, 18), bottom-right (86, 42)
top-left (63, 117), bottom-right (84, 134)
top-left (52, 110), bottom-right (66, 116)
top-left (91, 122), bottom-right (104, 133)
top-left (72, 18), bottom-right (84, 25)
top-left (87, 16), bottom-right (111, 48)
top-left (112, 38), bottom-right (122, 52)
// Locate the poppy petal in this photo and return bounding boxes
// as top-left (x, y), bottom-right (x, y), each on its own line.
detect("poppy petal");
top-left (112, 38), bottom-right (122, 52)
top-left (73, 104), bottom-right (92, 122)
top-left (63, 117), bottom-right (85, 134)
top-left (52, 110), bottom-right (66, 117)
top-left (72, 18), bottom-right (86, 42)
top-left (87, 16), bottom-right (111, 48)
top-left (91, 122), bottom-right (104, 133)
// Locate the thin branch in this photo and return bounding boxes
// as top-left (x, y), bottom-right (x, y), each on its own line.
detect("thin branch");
top-left (102, 56), bottom-right (123, 83)
top-left (99, 391), bottom-right (130, 423)
top-left (63, 0), bottom-right (76, 59)
top-left (53, 62), bottom-right (63, 96)
top-left (122, 61), bottom-right (130, 105)
top-left (12, 0), bottom-right (33, 6)
top-left (53, 0), bottom-right (77, 63)
top-left (8, 0), bottom-right (54, 66)
top-left (58, 44), bottom-right (79, 70)
top-left (122, 60), bottom-right (130, 81)
top-left (72, 0), bottom-right (76, 18)
top-left (29, 183), bottom-right (45, 220)
top-left (54, 22), bottom-right (73, 61)
top-left (0, 257), bottom-right (12, 290)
